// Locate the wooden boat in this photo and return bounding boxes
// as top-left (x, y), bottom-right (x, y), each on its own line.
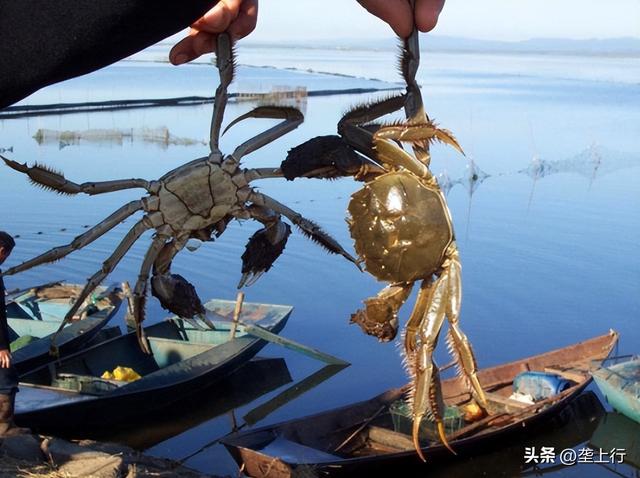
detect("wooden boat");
top-left (6, 282), bottom-right (123, 375)
top-left (591, 355), bottom-right (640, 424)
top-left (15, 298), bottom-right (292, 434)
top-left (221, 331), bottom-right (618, 477)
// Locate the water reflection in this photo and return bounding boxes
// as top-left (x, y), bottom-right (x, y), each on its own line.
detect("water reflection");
top-left (590, 412), bottom-right (640, 474)
top-left (243, 363), bottom-right (348, 426)
top-left (33, 127), bottom-right (206, 150)
top-left (56, 357), bottom-right (293, 449)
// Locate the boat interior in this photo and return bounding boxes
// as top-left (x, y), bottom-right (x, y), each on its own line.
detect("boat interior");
top-left (20, 317), bottom-right (249, 395)
top-left (234, 333), bottom-right (617, 462)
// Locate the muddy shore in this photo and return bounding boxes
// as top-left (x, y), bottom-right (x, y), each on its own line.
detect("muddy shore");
top-left (0, 432), bottom-right (218, 477)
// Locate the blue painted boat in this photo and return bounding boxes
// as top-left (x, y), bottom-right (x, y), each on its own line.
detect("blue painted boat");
top-left (6, 282), bottom-right (117, 323)
top-left (5, 282), bottom-right (123, 375)
top-left (15, 298), bottom-right (292, 434)
top-left (591, 355), bottom-right (640, 424)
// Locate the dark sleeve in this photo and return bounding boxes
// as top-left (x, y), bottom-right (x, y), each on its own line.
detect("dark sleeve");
top-left (0, 0), bottom-right (218, 108)
top-left (0, 275), bottom-right (9, 350)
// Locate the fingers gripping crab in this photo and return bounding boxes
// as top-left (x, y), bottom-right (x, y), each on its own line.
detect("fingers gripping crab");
top-left (1, 33), bottom-right (357, 353)
top-left (281, 23), bottom-right (487, 459)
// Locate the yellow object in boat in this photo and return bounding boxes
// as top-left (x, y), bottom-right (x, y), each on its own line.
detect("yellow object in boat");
top-left (101, 366), bottom-right (141, 382)
top-left (463, 402), bottom-right (485, 422)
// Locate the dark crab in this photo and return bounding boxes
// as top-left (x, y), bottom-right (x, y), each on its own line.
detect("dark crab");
top-left (281, 22), bottom-right (487, 460)
top-left (1, 33), bottom-right (357, 352)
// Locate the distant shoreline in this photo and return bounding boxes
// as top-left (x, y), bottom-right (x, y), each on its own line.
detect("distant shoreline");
top-left (148, 34), bottom-right (640, 59)
top-left (147, 42), bottom-right (640, 60)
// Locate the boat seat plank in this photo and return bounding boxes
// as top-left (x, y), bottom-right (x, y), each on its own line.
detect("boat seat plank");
top-left (544, 367), bottom-right (586, 382)
top-left (16, 383), bottom-right (95, 413)
top-left (484, 391), bottom-right (529, 410)
top-left (367, 426), bottom-right (414, 451)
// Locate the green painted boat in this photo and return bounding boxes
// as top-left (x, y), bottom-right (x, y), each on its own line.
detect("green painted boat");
top-left (15, 298), bottom-right (292, 435)
top-left (6, 282), bottom-right (119, 323)
top-left (5, 282), bottom-right (123, 375)
top-left (591, 355), bottom-right (640, 424)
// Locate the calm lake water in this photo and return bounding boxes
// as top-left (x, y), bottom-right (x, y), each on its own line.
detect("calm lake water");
top-left (1, 43), bottom-right (639, 477)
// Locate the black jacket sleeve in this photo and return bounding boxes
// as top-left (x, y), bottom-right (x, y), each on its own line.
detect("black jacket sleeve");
top-left (0, 274), bottom-right (9, 351)
top-left (0, 0), bottom-right (218, 108)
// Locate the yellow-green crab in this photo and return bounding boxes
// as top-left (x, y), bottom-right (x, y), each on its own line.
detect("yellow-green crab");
top-left (282, 20), bottom-right (487, 461)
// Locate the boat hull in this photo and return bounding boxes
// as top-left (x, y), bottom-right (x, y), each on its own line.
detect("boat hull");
top-left (15, 299), bottom-right (292, 434)
top-left (8, 283), bottom-right (123, 375)
top-left (592, 356), bottom-right (640, 424)
top-left (222, 331), bottom-right (619, 477)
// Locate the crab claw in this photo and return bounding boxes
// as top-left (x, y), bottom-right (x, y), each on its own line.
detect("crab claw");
top-left (222, 106), bottom-right (303, 137)
top-left (282, 135), bottom-right (381, 181)
top-left (239, 221), bottom-right (291, 288)
top-left (374, 121), bottom-right (465, 157)
top-left (151, 273), bottom-right (206, 318)
top-left (350, 284), bottom-right (412, 341)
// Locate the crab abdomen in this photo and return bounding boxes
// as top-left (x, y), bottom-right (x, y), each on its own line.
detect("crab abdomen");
top-left (348, 171), bottom-right (453, 282)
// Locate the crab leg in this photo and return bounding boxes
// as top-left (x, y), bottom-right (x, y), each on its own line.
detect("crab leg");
top-left (49, 219), bottom-right (150, 351)
top-left (442, 249), bottom-right (488, 409)
top-left (224, 106), bottom-right (304, 161)
top-left (131, 229), bottom-right (170, 354)
top-left (150, 236), bottom-right (210, 324)
top-left (237, 205), bottom-right (291, 288)
top-left (404, 277), bottom-right (453, 461)
top-left (249, 191), bottom-right (359, 267)
top-left (244, 167), bottom-right (286, 181)
top-left (152, 236), bottom-right (187, 275)
top-left (338, 95), bottom-right (407, 159)
top-left (351, 283), bottom-right (412, 342)
top-left (3, 200), bottom-right (144, 276)
top-left (401, 14), bottom-right (431, 165)
top-left (209, 32), bottom-right (234, 155)
top-left (402, 26), bottom-right (427, 125)
top-left (1, 156), bottom-right (153, 195)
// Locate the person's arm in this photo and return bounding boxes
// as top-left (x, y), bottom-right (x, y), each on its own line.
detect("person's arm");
top-left (0, 0), bottom-right (219, 108)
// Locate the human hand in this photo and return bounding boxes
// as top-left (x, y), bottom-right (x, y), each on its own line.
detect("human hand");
top-left (0, 349), bottom-right (11, 369)
top-left (170, 0), bottom-right (258, 65)
top-left (357, 0), bottom-right (446, 38)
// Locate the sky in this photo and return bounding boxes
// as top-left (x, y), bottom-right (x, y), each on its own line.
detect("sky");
top-left (242, 0), bottom-right (640, 42)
